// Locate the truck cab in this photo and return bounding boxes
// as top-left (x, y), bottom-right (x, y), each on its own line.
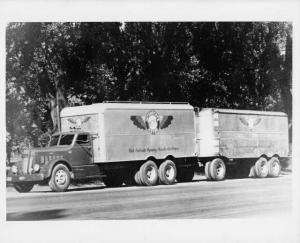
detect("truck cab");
top-left (7, 131), bottom-right (100, 192)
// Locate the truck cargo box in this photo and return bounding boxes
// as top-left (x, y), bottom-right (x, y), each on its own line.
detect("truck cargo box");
top-left (196, 108), bottom-right (289, 159)
top-left (61, 102), bottom-right (196, 163)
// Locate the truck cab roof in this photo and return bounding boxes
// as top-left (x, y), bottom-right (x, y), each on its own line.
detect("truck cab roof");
top-left (52, 131), bottom-right (90, 136)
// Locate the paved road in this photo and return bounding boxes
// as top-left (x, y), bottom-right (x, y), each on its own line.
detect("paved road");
top-left (6, 173), bottom-right (292, 220)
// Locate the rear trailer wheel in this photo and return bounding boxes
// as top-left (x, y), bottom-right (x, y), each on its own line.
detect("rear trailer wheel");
top-left (267, 157), bottom-right (281, 177)
top-left (254, 157), bottom-right (268, 178)
top-left (13, 182), bottom-right (34, 193)
top-left (139, 160), bottom-right (158, 186)
top-left (158, 160), bottom-right (177, 185)
top-left (49, 164), bottom-right (71, 192)
top-left (205, 161), bottom-right (212, 180)
top-left (209, 158), bottom-right (226, 181)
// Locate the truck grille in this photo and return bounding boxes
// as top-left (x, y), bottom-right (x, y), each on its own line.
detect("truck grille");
top-left (21, 157), bottom-right (29, 174)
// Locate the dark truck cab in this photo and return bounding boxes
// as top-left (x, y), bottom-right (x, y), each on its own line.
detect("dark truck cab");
top-left (7, 132), bottom-right (101, 192)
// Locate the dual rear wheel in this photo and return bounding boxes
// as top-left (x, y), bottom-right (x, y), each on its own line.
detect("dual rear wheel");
top-left (134, 159), bottom-right (177, 186)
top-left (204, 156), bottom-right (281, 181)
top-left (205, 158), bottom-right (226, 181)
top-left (139, 160), bottom-right (159, 186)
top-left (251, 157), bottom-right (281, 178)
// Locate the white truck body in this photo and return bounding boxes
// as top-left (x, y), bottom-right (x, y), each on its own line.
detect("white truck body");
top-left (60, 102), bottom-right (196, 163)
top-left (195, 108), bottom-right (289, 158)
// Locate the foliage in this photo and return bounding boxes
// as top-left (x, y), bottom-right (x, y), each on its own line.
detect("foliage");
top-left (6, 22), bottom-right (292, 162)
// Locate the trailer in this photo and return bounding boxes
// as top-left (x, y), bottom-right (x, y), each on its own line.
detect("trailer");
top-left (7, 102), bottom-right (289, 192)
top-left (195, 108), bottom-right (289, 180)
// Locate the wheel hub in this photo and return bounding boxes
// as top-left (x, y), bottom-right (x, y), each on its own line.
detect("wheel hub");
top-left (146, 166), bottom-right (156, 181)
top-left (55, 170), bottom-right (67, 185)
top-left (216, 163), bottom-right (225, 176)
top-left (166, 166), bottom-right (175, 179)
top-left (260, 163), bottom-right (267, 174)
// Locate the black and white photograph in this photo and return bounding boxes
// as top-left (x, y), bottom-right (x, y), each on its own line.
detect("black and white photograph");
top-left (1, 1), bottom-right (299, 243)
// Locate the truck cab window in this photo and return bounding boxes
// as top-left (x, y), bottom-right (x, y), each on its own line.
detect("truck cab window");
top-left (76, 134), bottom-right (90, 145)
top-left (59, 134), bottom-right (75, 146)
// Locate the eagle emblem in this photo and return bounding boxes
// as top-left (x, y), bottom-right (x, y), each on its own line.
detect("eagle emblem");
top-left (67, 117), bottom-right (91, 130)
top-left (239, 117), bottom-right (261, 130)
top-left (131, 111), bottom-right (173, 134)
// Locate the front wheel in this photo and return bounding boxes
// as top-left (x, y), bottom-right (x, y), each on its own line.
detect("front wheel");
top-left (13, 182), bottom-right (34, 193)
top-left (49, 164), bottom-right (71, 192)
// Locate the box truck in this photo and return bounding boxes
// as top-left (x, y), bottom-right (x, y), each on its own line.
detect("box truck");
top-left (7, 102), bottom-right (289, 192)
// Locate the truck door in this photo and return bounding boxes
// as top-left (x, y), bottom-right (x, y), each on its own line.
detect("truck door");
top-left (72, 133), bottom-right (93, 165)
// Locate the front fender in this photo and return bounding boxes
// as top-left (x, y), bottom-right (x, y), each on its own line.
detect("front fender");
top-left (41, 159), bottom-right (73, 179)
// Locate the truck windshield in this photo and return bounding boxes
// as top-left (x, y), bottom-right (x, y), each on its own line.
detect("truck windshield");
top-left (59, 134), bottom-right (75, 145)
top-left (49, 134), bottom-right (75, 146)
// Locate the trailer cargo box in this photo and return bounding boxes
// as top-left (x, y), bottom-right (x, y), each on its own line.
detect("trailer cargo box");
top-left (61, 102), bottom-right (196, 163)
top-left (196, 108), bottom-right (289, 159)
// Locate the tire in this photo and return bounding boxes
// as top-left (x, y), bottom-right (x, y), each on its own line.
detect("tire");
top-left (249, 165), bottom-right (257, 177)
top-left (205, 161), bottom-right (212, 180)
top-left (158, 160), bottom-right (177, 185)
top-left (209, 158), bottom-right (226, 181)
top-left (176, 168), bottom-right (194, 182)
top-left (139, 160), bottom-right (158, 186)
top-left (49, 164), bottom-right (71, 192)
top-left (267, 157), bottom-right (281, 177)
top-left (134, 170), bottom-right (142, 185)
top-left (254, 157), bottom-right (268, 178)
top-left (13, 182), bottom-right (34, 193)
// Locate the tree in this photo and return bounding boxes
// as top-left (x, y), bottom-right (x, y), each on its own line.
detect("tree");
top-left (6, 22), bottom-right (292, 162)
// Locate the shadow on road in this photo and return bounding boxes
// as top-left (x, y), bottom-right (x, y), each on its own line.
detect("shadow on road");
top-left (67, 185), bottom-right (106, 192)
top-left (8, 171), bottom-right (291, 194)
top-left (7, 209), bottom-right (67, 221)
top-left (28, 185), bottom-right (106, 193)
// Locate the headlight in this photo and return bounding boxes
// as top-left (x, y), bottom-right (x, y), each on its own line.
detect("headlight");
top-left (11, 165), bottom-right (18, 174)
top-left (33, 164), bottom-right (40, 172)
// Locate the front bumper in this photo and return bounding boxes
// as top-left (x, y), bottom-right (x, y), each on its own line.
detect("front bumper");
top-left (7, 173), bottom-right (46, 183)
